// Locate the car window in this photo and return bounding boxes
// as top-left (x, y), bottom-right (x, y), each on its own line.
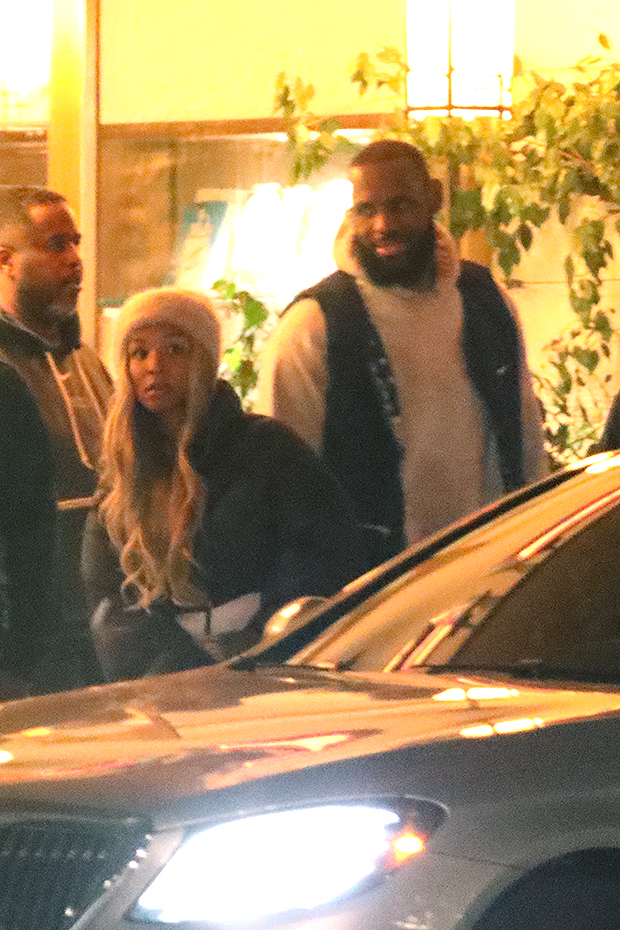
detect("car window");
top-left (285, 464), bottom-right (620, 676)
top-left (432, 502), bottom-right (620, 681)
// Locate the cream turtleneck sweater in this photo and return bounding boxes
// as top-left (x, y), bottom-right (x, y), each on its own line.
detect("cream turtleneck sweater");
top-left (255, 223), bottom-right (547, 545)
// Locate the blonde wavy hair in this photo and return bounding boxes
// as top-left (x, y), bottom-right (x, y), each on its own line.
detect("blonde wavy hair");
top-left (98, 289), bottom-right (221, 608)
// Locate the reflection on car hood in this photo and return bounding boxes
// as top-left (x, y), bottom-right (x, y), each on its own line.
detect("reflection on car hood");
top-left (0, 664), bottom-right (619, 811)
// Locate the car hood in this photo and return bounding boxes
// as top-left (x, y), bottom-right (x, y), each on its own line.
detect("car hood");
top-left (0, 664), bottom-right (619, 812)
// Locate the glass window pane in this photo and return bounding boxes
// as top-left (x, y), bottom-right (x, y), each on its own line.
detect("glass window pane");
top-left (448, 505), bottom-right (620, 679)
top-left (407, 0), bottom-right (514, 113)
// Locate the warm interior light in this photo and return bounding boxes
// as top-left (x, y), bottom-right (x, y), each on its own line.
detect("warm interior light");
top-left (0, 0), bottom-right (52, 124)
top-left (202, 180), bottom-right (352, 308)
top-left (406, 0), bottom-right (514, 116)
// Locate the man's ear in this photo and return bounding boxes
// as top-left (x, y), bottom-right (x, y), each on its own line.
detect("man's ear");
top-left (429, 177), bottom-right (443, 214)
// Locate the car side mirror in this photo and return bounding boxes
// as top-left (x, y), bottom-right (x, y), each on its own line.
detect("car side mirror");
top-left (262, 596), bottom-right (327, 642)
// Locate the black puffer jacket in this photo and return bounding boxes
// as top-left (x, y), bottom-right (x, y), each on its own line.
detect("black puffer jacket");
top-left (0, 363), bottom-right (62, 696)
top-left (82, 381), bottom-right (365, 682)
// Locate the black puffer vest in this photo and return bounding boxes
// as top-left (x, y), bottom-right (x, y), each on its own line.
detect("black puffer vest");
top-left (295, 263), bottom-right (524, 565)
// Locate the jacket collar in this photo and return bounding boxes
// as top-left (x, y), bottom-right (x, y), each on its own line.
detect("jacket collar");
top-left (188, 380), bottom-right (244, 472)
top-left (0, 309), bottom-right (81, 361)
top-left (134, 380), bottom-right (244, 479)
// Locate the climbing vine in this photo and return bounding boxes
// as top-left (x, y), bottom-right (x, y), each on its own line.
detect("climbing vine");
top-left (273, 37), bottom-right (620, 462)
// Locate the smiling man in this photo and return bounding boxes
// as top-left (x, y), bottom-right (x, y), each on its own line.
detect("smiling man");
top-left (0, 186), bottom-right (112, 692)
top-left (256, 141), bottom-right (548, 568)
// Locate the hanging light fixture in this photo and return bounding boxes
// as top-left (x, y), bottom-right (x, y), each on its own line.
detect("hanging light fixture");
top-left (406, 0), bottom-right (515, 118)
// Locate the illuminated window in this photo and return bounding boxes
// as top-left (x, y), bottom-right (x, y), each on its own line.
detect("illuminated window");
top-left (406, 0), bottom-right (514, 118)
top-left (0, 0), bottom-right (53, 126)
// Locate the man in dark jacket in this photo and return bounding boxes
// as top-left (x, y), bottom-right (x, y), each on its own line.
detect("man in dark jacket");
top-left (0, 364), bottom-right (60, 696)
top-left (0, 186), bottom-right (112, 691)
top-left (256, 141), bottom-right (547, 567)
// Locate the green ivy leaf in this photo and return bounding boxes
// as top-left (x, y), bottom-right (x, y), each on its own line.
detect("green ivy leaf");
top-left (518, 223), bottom-right (533, 250)
top-left (521, 204), bottom-right (550, 227)
top-left (558, 195), bottom-right (571, 224)
top-left (584, 248), bottom-right (607, 279)
top-left (594, 311), bottom-right (614, 340)
top-left (580, 279), bottom-right (600, 304)
top-left (351, 69), bottom-right (368, 92)
top-left (244, 296), bottom-right (269, 328)
top-left (498, 237), bottom-right (521, 277)
top-left (569, 290), bottom-right (595, 322)
top-left (235, 359), bottom-right (258, 396)
top-left (572, 347), bottom-right (600, 372)
top-left (491, 190), bottom-right (512, 227)
top-left (551, 361), bottom-right (572, 394)
top-left (223, 344), bottom-right (243, 372)
top-left (576, 219), bottom-right (605, 251)
top-left (449, 188), bottom-right (487, 239)
top-left (273, 51), bottom-right (620, 463)
top-left (319, 117), bottom-right (341, 134)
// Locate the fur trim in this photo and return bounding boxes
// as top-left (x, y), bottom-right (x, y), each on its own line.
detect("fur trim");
top-left (115, 288), bottom-right (221, 370)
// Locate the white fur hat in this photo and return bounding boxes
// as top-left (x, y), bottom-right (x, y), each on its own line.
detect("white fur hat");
top-left (115, 288), bottom-right (221, 370)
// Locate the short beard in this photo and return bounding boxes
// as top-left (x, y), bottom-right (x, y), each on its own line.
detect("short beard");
top-left (353, 224), bottom-right (438, 290)
top-left (15, 281), bottom-right (79, 336)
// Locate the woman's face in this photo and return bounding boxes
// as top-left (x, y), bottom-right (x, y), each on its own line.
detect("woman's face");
top-left (127, 322), bottom-right (194, 429)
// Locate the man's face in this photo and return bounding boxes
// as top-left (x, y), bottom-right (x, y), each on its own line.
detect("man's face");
top-left (349, 157), bottom-right (441, 289)
top-left (7, 202), bottom-right (83, 332)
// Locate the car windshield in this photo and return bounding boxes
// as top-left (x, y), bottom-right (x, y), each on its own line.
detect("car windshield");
top-left (431, 498), bottom-right (620, 682)
top-left (282, 464), bottom-right (620, 684)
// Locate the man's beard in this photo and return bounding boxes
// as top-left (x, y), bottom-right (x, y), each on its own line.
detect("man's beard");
top-left (15, 280), bottom-right (79, 334)
top-left (353, 224), bottom-right (438, 290)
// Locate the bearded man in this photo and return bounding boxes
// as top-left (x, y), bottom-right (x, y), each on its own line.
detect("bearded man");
top-left (0, 186), bottom-right (111, 691)
top-left (256, 141), bottom-right (548, 568)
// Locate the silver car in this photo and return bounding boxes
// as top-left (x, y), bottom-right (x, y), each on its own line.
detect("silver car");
top-left (1, 454), bottom-right (620, 930)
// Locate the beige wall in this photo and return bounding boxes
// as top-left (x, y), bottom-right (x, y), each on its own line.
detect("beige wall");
top-left (99, 0), bottom-right (406, 124)
top-left (515, 0), bottom-right (620, 76)
top-left (99, 0), bottom-right (620, 125)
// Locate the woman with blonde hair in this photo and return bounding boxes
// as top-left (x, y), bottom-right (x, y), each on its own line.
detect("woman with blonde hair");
top-left (82, 288), bottom-right (363, 681)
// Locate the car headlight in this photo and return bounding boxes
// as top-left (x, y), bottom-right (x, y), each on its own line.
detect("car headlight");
top-left (133, 802), bottom-right (441, 925)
